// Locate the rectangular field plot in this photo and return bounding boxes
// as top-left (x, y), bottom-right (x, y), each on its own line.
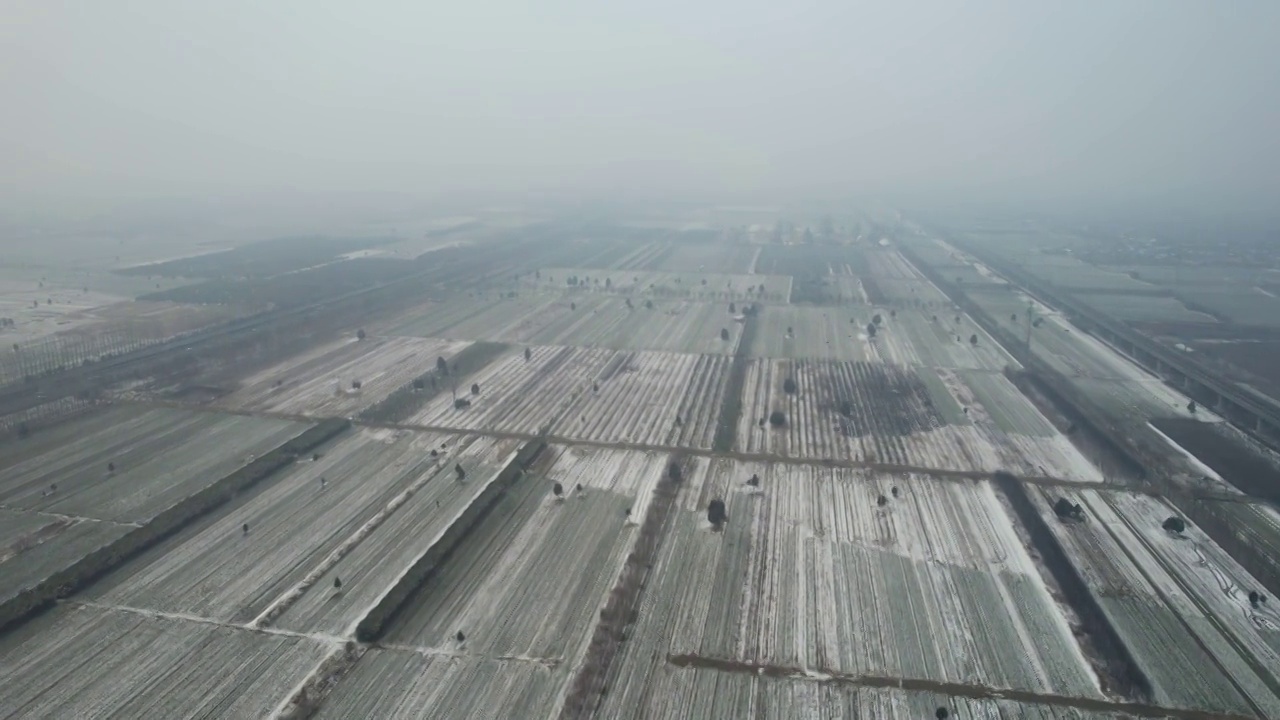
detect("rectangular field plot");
top-left (600, 666), bottom-right (1131, 720)
top-left (1083, 292), bottom-right (1219, 324)
top-left (382, 446), bottom-right (667, 663)
top-left (406, 346), bottom-right (732, 449)
top-left (0, 512), bottom-right (131, 608)
top-left (608, 462), bottom-right (1100, 700)
top-left (1032, 488), bottom-right (1280, 716)
top-left (0, 604), bottom-right (329, 719)
top-left (736, 359), bottom-right (1101, 481)
top-left (388, 295), bottom-right (744, 355)
top-left (316, 651), bottom-right (563, 720)
top-left (90, 429), bottom-right (518, 626)
top-left (651, 243), bottom-right (758, 273)
top-left (0, 405), bottom-right (311, 523)
top-left (750, 306), bottom-right (1016, 370)
top-left (526, 268), bottom-right (792, 302)
top-left (220, 335), bottom-right (472, 417)
top-left (382, 293), bottom-right (564, 339)
top-left (861, 276), bottom-right (951, 308)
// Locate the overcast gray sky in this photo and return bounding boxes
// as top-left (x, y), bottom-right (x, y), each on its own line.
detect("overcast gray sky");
top-left (3, 1), bottom-right (1277, 215)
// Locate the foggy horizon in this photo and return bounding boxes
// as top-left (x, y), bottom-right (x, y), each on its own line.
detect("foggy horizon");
top-left (4, 1), bottom-right (1279, 221)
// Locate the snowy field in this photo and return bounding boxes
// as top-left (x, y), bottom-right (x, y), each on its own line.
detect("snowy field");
top-left (0, 406), bottom-right (310, 523)
top-left (601, 460), bottom-right (1100, 703)
top-left (1032, 487), bottom-right (1280, 716)
top-left (750, 306), bottom-right (1016, 370)
top-left (220, 335), bottom-right (472, 418)
top-left (387, 295), bottom-right (745, 355)
top-left (405, 346), bottom-right (732, 449)
top-left (89, 429), bottom-right (515, 627)
top-left (735, 359), bottom-right (1102, 481)
top-left (0, 604), bottom-right (329, 718)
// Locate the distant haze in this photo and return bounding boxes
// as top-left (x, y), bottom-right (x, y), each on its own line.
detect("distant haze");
top-left (3, 1), bottom-right (1278, 219)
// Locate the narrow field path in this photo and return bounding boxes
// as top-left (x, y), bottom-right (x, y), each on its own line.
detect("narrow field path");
top-left (667, 654), bottom-right (1256, 720)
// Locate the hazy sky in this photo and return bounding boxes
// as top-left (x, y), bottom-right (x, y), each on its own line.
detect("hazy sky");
top-left (3, 1), bottom-right (1278, 215)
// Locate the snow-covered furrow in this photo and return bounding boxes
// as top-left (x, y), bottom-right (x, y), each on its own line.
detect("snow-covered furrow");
top-left (405, 346), bottom-right (730, 449)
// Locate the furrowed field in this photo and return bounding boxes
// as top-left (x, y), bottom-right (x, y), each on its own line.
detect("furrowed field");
top-left (1032, 487), bottom-right (1280, 717)
top-left (598, 459), bottom-right (1101, 713)
top-left (405, 346), bottom-right (732, 449)
top-left (219, 335), bottom-right (472, 417)
top-left (735, 358), bottom-right (1101, 481)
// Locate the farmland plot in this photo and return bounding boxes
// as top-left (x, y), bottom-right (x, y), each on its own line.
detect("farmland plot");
top-left (507, 298), bottom-right (743, 355)
top-left (736, 359), bottom-right (1101, 481)
top-left (526, 268), bottom-right (792, 302)
top-left (605, 461), bottom-right (1099, 701)
top-left (0, 604), bottom-right (329, 719)
top-left (1032, 488), bottom-right (1280, 716)
top-left (406, 346), bottom-right (732, 449)
top-left (317, 651), bottom-right (563, 720)
top-left (384, 447), bottom-right (666, 663)
top-left (272, 433), bottom-right (522, 635)
top-left (382, 293), bottom-right (565, 339)
top-left (1083, 292), bottom-right (1218, 324)
top-left (0, 405), bottom-right (310, 523)
top-left (220, 335), bottom-right (472, 417)
top-left (865, 249), bottom-right (927, 280)
top-left (0, 512), bottom-right (131, 607)
top-left (90, 428), bottom-right (512, 625)
top-left (861, 277), bottom-right (951, 308)
top-left (749, 306), bottom-right (1015, 370)
top-left (600, 666), bottom-right (1136, 720)
top-left (652, 243), bottom-right (758, 273)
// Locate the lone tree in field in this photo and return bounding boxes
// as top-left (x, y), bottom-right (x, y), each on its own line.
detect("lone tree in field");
top-left (242, 523), bottom-right (250, 536)
top-left (768, 410), bottom-right (787, 427)
top-left (644, 299), bottom-right (653, 309)
top-left (729, 302), bottom-right (736, 313)
top-left (707, 499), bottom-right (728, 529)
top-left (889, 310), bottom-right (896, 319)
top-left (437, 356), bottom-right (449, 375)
top-left (351, 379), bottom-right (362, 390)
top-left (455, 463), bottom-right (466, 481)
top-left (1187, 400), bottom-right (1197, 414)
top-left (872, 314), bottom-right (882, 326)
top-left (470, 382), bottom-right (480, 396)
top-left (1162, 516), bottom-right (1186, 534)
top-left (524, 347), bottom-right (532, 361)
top-left (969, 334), bottom-right (979, 346)
top-left (553, 482), bottom-right (564, 499)
top-left (876, 494), bottom-right (887, 507)
top-left (935, 708), bottom-right (949, 720)
top-left (356, 328), bottom-right (366, 341)
top-left (747, 473), bottom-right (760, 487)
top-left (720, 328), bottom-right (730, 341)
top-left (866, 323), bottom-right (877, 338)
top-left (333, 576), bottom-right (342, 590)
top-left (107, 462), bottom-right (115, 474)
top-left (455, 630), bottom-right (465, 644)
top-left (783, 377), bottom-right (798, 394)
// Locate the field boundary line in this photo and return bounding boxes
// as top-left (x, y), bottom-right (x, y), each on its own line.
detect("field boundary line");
top-left (666, 654), bottom-right (1255, 720)
top-left (64, 599), bottom-right (347, 645)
